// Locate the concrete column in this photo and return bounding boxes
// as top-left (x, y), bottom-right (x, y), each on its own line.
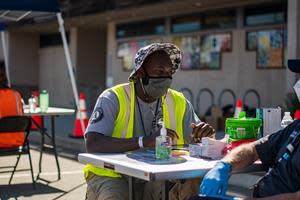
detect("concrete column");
top-left (106, 22), bottom-right (116, 88)
top-left (70, 27), bottom-right (78, 72)
top-left (287, 0), bottom-right (300, 93)
top-left (236, 7), bottom-right (244, 29)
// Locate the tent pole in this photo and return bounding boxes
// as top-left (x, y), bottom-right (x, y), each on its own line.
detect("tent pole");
top-left (56, 13), bottom-right (85, 133)
top-left (1, 31), bottom-right (10, 87)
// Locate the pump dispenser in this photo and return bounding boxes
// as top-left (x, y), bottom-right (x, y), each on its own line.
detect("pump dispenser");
top-left (155, 119), bottom-right (172, 159)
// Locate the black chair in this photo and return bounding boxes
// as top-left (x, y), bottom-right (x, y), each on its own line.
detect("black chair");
top-left (0, 116), bottom-right (35, 188)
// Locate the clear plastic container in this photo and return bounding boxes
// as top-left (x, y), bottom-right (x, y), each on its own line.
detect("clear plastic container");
top-left (281, 112), bottom-right (293, 129)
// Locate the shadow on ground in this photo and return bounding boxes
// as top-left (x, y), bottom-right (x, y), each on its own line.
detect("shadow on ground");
top-left (0, 181), bottom-right (85, 200)
top-left (0, 182), bottom-right (61, 199)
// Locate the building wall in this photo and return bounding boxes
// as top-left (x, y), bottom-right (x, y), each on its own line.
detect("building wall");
top-left (106, 8), bottom-right (287, 115)
top-left (286, 0), bottom-right (300, 93)
top-left (8, 32), bottom-right (39, 86)
top-left (76, 27), bottom-right (106, 87)
top-left (76, 27), bottom-right (107, 111)
top-left (39, 46), bottom-right (74, 107)
top-left (6, 26), bottom-right (107, 109)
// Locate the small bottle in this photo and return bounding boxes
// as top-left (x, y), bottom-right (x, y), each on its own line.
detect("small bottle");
top-left (29, 95), bottom-right (37, 112)
top-left (33, 91), bottom-right (39, 107)
top-left (155, 120), bottom-right (172, 160)
top-left (281, 112), bottom-right (293, 129)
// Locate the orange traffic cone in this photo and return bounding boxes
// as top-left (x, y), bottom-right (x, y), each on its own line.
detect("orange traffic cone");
top-left (234, 99), bottom-right (243, 118)
top-left (31, 91), bottom-right (43, 130)
top-left (73, 92), bottom-right (88, 137)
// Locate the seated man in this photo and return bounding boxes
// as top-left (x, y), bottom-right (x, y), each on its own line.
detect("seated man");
top-left (199, 60), bottom-right (300, 199)
top-left (84, 43), bottom-right (215, 200)
top-left (0, 61), bottom-right (24, 148)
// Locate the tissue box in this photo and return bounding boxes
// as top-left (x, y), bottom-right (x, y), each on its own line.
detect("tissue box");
top-left (189, 143), bottom-right (203, 157)
top-left (189, 137), bottom-right (227, 159)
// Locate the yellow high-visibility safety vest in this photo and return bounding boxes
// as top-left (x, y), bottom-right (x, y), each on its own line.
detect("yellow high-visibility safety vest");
top-left (84, 82), bottom-right (186, 178)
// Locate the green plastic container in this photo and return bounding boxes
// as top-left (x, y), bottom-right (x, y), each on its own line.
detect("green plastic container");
top-left (225, 112), bottom-right (262, 140)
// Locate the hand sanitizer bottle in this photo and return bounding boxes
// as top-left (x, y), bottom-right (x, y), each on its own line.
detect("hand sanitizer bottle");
top-left (281, 112), bottom-right (293, 129)
top-left (155, 119), bottom-right (172, 160)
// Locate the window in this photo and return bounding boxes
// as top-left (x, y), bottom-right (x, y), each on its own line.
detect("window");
top-left (171, 10), bottom-right (236, 33)
top-left (172, 14), bottom-right (202, 33)
top-left (40, 32), bottom-right (69, 48)
top-left (246, 28), bottom-right (287, 68)
top-left (116, 18), bottom-right (165, 38)
top-left (203, 10), bottom-right (236, 29)
top-left (244, 3), bottom-right (287, 26)
top-left (173, 33), bottom-right (231, 70)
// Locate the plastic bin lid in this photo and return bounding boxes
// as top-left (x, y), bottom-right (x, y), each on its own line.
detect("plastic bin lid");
top-left (226, 111), bottom-right (262, 127)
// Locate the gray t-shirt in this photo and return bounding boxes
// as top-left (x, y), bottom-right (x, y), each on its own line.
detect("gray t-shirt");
top-left (86, 89), bottom-right (200, 144)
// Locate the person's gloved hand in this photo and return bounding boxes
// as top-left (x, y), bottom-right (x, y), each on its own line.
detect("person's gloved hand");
top-left (200, 161), bottom-right (232, 196)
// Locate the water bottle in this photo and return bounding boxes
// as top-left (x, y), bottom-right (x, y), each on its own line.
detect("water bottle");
top-left (39, 90), bottom-right (49, 112)
top-left (281, 112), bottom-right (293, 129)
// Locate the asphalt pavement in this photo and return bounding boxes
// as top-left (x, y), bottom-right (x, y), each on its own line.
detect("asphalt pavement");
top-left (0, 146), bottom-right (86, 200)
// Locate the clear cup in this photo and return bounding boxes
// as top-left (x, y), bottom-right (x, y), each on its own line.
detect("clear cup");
top-left (39, 90), bottom-right (49, 112)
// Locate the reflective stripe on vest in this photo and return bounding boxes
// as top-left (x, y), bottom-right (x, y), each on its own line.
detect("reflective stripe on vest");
top-left (162, 89), bottom-right (186, 145)
top-left (84, 82), bottom-right (186, 178)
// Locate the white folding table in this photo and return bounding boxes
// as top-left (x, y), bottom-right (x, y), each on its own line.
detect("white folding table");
top-left (79, 153), bottom-right (218, 199)
top-left (24, 107), bottom-right (75, 181)
top-left (78, 152), bottom-right (262, 199)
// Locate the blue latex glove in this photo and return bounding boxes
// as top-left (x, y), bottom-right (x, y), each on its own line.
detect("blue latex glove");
top-left (200, 161), bottom-right (232, 196)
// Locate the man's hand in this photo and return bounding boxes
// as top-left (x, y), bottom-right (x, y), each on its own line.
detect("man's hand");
top-left (200, 161), bottom-right (232, 196)
top-left (143, 128), bottom-right (179, 147)
top-left (191, 122), bottom-right (215, 142)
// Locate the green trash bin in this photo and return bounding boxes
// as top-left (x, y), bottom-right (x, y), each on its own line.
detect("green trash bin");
top-left (225, 111), bottom-right (262, 140)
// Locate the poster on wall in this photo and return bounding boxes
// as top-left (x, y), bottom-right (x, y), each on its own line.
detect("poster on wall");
top-left (173, 36), bottom-right (201, 69)
top-left (247, 32), bottom-right (257, 50)
top-left (117, 39), bottom-right (161, 71)
top-left (247, 29), bottom-right (286, 69)
top-left (200, 33), bottom-right (231, 69)
top-left (173, 33), bottom-right (231, 70)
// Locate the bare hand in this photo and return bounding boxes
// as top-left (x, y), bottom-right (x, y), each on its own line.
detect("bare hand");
top-left (191, 122), bottom-right (215, 142)
top-left (144, 128), bottom-right (179, 147)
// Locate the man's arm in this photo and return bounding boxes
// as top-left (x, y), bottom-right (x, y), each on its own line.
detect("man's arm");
top-left (86, 131), bottom-right (177, 153)
top-left (86, 132), bottom-right (139, 153)
top-left (200, 142), bottom-right (261, 195)
top-left (246, 191), bottom-right (300, 200)
top-left (222, 142), bottom-right (259, 171)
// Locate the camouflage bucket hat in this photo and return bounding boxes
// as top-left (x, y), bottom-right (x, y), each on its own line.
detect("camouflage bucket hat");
top-left (128, 43), bottom-right (181, 81)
